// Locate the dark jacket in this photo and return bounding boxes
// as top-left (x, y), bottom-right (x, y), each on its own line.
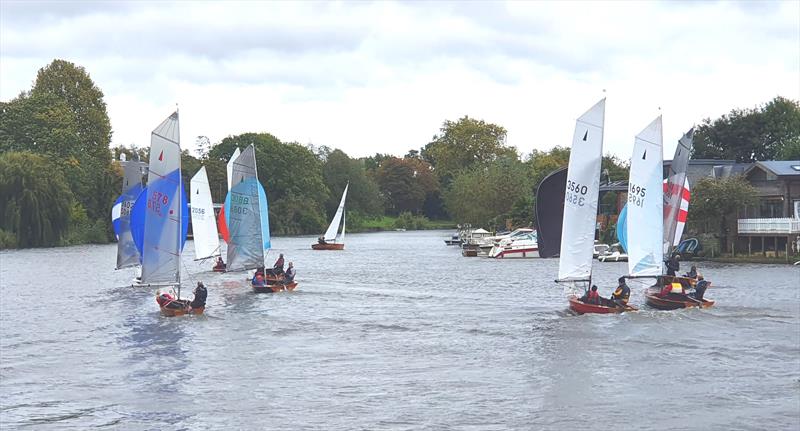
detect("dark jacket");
top-left (190, 286), bottom-right (207, 308)
top-left (666, 257), bottom-right (680, 276)
top-left (274, 257), bottom-right (285, 270)
top-left (285, 267), bottom-right (296, 282)
top-left (612, 284), bottom-right (631, 303)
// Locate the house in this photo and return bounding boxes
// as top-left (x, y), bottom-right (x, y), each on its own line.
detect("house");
top-left (735, 161), bottom-right (800, 256)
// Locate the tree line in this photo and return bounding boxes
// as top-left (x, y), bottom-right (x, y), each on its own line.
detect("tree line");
top-left (1, 59), bottom-right (798, 248)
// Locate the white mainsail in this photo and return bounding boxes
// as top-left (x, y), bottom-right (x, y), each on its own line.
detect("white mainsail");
top-left (323, 183), bottom-right (349, 242)
top-left (226, 147), bottom-right (241, 192)
top-left (558, 99), bottom-right (605, 282)
top-left (141, 112), bottom-right (183, 285)
top-left (627, 116), bottom-right (664, 277)
top-left (190, 166), bottom-right (220, 260)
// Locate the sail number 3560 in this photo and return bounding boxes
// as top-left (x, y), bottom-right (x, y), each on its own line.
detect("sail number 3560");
top-left (566, 180), bottom-right (588, 206)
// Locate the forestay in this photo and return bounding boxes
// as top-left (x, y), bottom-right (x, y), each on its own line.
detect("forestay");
top-left (558, 99), bottom-right (605, 282)
top-left (140, 112), bottom-right (183, 285)
top-left (663, 128), bottom-right (693, 252)
top-left (225, 145), bottom-right (270, 271)
top-left (190, 166), bottom-right (220, 260)
top-left (323, 183), bottom-right (349, 242)
top-left (627, 116), bottom-right (664, 277)
top-left (112, 160), bottom-right (146, 269)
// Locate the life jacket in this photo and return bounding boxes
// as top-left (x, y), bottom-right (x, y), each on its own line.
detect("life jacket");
top-left (670, 282), bottom-right (684, 294)
top-left (613, 285), bottom-right (630, 303)
top-left (587, 290), bottom-right (599, 303)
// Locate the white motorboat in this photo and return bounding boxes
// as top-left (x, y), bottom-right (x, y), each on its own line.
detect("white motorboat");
top-left (477, 228), bottom-right (535, 253)
top-left (488, 231), bottom-right (539, 258)
top-left (597, 242), bottom-right (628, 262)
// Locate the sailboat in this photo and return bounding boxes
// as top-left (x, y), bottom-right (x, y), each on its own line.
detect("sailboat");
top-left (556, 99), bottom-right (633, 314)
top-left (190, 166), bottom-right (221, 262)
top-left (111, 156), bottom-right (146, 271)
top-left (214, 147), bottom-right (240, 271)
top-left (643, 127), bottom-right (714, 310)
top-left (312, 182), bottom-right (348, 250)
top-left (129, 112), bottom-right (200, 316)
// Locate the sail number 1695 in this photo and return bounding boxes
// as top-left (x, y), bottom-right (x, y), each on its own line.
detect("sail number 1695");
top-left (566, 180), bottom-right (588, 206)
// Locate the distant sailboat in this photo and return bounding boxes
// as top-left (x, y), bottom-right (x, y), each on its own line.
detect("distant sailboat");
top-left (217, 147), bottom-right (240, 246)
top-left (312, 182), bottom-right (348, 250)
top-left (111, 157), bottom-right (146, 270)
top-left (556, 99), bottom-right (634, 314)
top-left (225, 144), bottom-right (271, 272)
top-left (190, 166), bottom-right (220, 261)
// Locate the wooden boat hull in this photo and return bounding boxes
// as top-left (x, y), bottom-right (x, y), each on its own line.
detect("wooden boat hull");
top-left (212, 266), bottom-right (226, 272)
top-left (312, 243), bottom-right (344, 250)
top-left (160, 306), bottom-right (205, 317)
top-left (253, 282), bottom-right (298, 293)
top-left (568, 295), bottom-right (636, 314)
top-left (645, 292), bottom-right (714, 310)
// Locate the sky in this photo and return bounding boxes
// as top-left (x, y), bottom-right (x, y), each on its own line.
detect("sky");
top-left (1, 0), bottom-right (798, 160)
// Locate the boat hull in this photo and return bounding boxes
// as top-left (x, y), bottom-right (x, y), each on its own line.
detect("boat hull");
top-left (253, 282), bottom-right (298, 293)
top-left (645, 292), bottom-right (714, 310)
top-left (312, 243), bottom-right (344, 250)
top-left (568, 295), bottom-right (636, 314)
top-left (490, 247), bottom-right (539, 258)
top-left (212, 266), bottom-right (226, 272)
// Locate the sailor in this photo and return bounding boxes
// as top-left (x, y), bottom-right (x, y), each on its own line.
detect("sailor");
top-left (580, 285), bottom-right (601, 305)
top-left (659, 280), bottom-right (685, 298)
top-left (691, 276), bottom-right (709, 300)
top-left (189, 282), bottom-right (207, 309)
top-left (273, 253), bottom-right (285, 275)
top-left (282, 262), bottom-right (296, 285)
top-left (683, 265), bottom-right (698, 279)
top-left (318, 236), bottom-right (327, 245)
top-left (610, 277), bottom-right (631, 307)
top-left (666, 253), bottom-right (681, 276)
top-left (252, 272), bottom-right (266, 287)
top-left (214, 256), bottom-right (225, 270)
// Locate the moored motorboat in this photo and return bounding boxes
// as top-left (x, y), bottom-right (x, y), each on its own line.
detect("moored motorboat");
top-left (568, 295), bottom-right (636, 314)
top-left (488, 231), bottom-right (539, 258)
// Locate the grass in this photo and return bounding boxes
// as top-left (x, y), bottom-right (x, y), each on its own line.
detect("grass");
top-left (355, 216), bottom-right (456, 231)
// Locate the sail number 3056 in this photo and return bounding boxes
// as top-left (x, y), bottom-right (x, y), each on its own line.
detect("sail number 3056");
top-left (628, 183), bottom-right (646, 207)
top-left (566, 180), bottom-right (588, 207)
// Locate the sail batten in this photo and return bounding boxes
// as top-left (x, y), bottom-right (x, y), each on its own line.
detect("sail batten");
top-left (324, 183), bottom-right (349, 242)
top-left (558, 99), bottom-right (605, 281)
top-left (190, 166), bottom-right (220, 260)
top-left (627, 116), bottom-right (664, 277)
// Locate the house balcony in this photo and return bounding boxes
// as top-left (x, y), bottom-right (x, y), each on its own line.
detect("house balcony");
top-left (737, 218), bottom-right (800, 236)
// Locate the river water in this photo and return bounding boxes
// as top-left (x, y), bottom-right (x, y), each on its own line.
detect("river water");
top-left (1, 230), bottom-right (798, 430)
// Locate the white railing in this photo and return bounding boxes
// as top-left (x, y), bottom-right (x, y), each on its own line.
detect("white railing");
top-left (737, 218), bottom-right (800, 235)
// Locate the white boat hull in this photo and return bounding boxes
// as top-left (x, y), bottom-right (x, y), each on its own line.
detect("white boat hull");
top-left (489, 245), bottom-right (539, 259)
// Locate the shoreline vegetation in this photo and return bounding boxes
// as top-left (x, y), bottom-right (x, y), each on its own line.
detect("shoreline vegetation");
top-left (1, 59), bottom-right (799, 261)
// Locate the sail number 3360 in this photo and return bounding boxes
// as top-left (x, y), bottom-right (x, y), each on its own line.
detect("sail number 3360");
top-left (628, 183), bottom-right (646, 207)
top-left (566, 180), bottom-right (588, 206)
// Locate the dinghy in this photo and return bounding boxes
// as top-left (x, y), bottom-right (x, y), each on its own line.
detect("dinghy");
top-left (556, 99), bottom-right (635, 314)
top-left (190, 166), bottom-right (221, 264)
top-left (226, 145), bottom-right (271, 273)
top-left (131, 112), bottom-right (203, 315)
top-left (111, 156), bottom-right (146, 274)
top-left (312, 182), bottom-right (348, 250)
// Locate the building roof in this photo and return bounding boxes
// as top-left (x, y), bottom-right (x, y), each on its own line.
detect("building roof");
top-left (747, 160), bottom-right (800, 177)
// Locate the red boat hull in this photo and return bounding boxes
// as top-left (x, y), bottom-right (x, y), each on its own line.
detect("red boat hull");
top-left (568, 295), bottom-right (636, 314)
top-left (312, 243), bottom-right (344, 250)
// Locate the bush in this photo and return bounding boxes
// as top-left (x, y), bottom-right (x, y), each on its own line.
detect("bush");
top-left (394, 211), bottom-right (430, 230)
top-left (0, 229), bottom-right (18, 249)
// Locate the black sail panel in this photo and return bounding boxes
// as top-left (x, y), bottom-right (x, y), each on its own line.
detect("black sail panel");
top-left (534, 167), bottom-right (568, 258)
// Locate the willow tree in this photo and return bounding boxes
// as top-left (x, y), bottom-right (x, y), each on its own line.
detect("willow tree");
top-left (0, 152), bottom-right (73, 247)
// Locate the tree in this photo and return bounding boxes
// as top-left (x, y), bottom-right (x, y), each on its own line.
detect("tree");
top-left (444, 156), bottom-right (533, 228)
top-left (527, 146), bottom-right (571, 189)
top-left (693, 96), bottom-right (800, 162)
top-left (422, 116), bottom-right (515, 185)
top-left (375, 157), bottom-right (427, 215)
top-left (0, 152), bottom-right (73, 247)
top-left (688, 176), bottom-right (758, 251)
top-left (195, 135), bottom-right (211, 158)
top-left (322, 149), bottom-right (382, 217)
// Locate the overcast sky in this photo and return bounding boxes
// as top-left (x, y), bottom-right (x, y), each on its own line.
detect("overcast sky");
top-left (1, 1), bottom-right (798, 160)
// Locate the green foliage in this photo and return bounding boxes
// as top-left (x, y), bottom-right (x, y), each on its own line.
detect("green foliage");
top-left (423, 116), bottom-right (516, 184)
top-left (693, 96), bottom-right (800, 162)
top-left (688, 176), bottom-right (758, 249)
top-left (322, 149), bottom-right (382, 217)
top-left (269, 196), bottom-right (327, 235)
top-left (394, 211), bottom-right (430, 230)
top-left (0, 152), bottom-right (73, 247)
top-left (0, 229), bottom-right (17, 249)
top-left (375, 157), bottom-right (427, 215)
top-left (527, 146), bottom-right (571, 189)
top-left (444, 156), bottom-right (533, 229)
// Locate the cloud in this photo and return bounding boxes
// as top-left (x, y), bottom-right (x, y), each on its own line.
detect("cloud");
top-left (1, 0), bottom-right (798, 160)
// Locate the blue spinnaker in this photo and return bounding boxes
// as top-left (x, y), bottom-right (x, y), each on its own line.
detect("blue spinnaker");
top-left (616, 204), bottom-right (628, 253)
top-left (131, 179), bottom-right (189, 262)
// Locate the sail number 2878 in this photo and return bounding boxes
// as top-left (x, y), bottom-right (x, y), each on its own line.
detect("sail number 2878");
top-left (566, 180), bottom-right (588, 207)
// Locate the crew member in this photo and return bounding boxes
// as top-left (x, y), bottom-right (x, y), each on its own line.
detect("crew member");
top-left (692, 276), bottom-right (709, 300)
top-left (580, 285), bottom-right (601, 305)
top-left (273, 253), bottom-right (285, 275)
top-left (666, 253), bottom-right (681, 276)
top-left (684, 265), bottom-right (698, 279)
top-left (189, 282), bottom-right (207, 309)
top-left (318, 236), bottom-right (327, 245)
top-left (282, 262), bottom-right (296, 285)
top-left (611, 277), bottom-right (631, 307)
top-left (214, 256), bottom-right (225, 270)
